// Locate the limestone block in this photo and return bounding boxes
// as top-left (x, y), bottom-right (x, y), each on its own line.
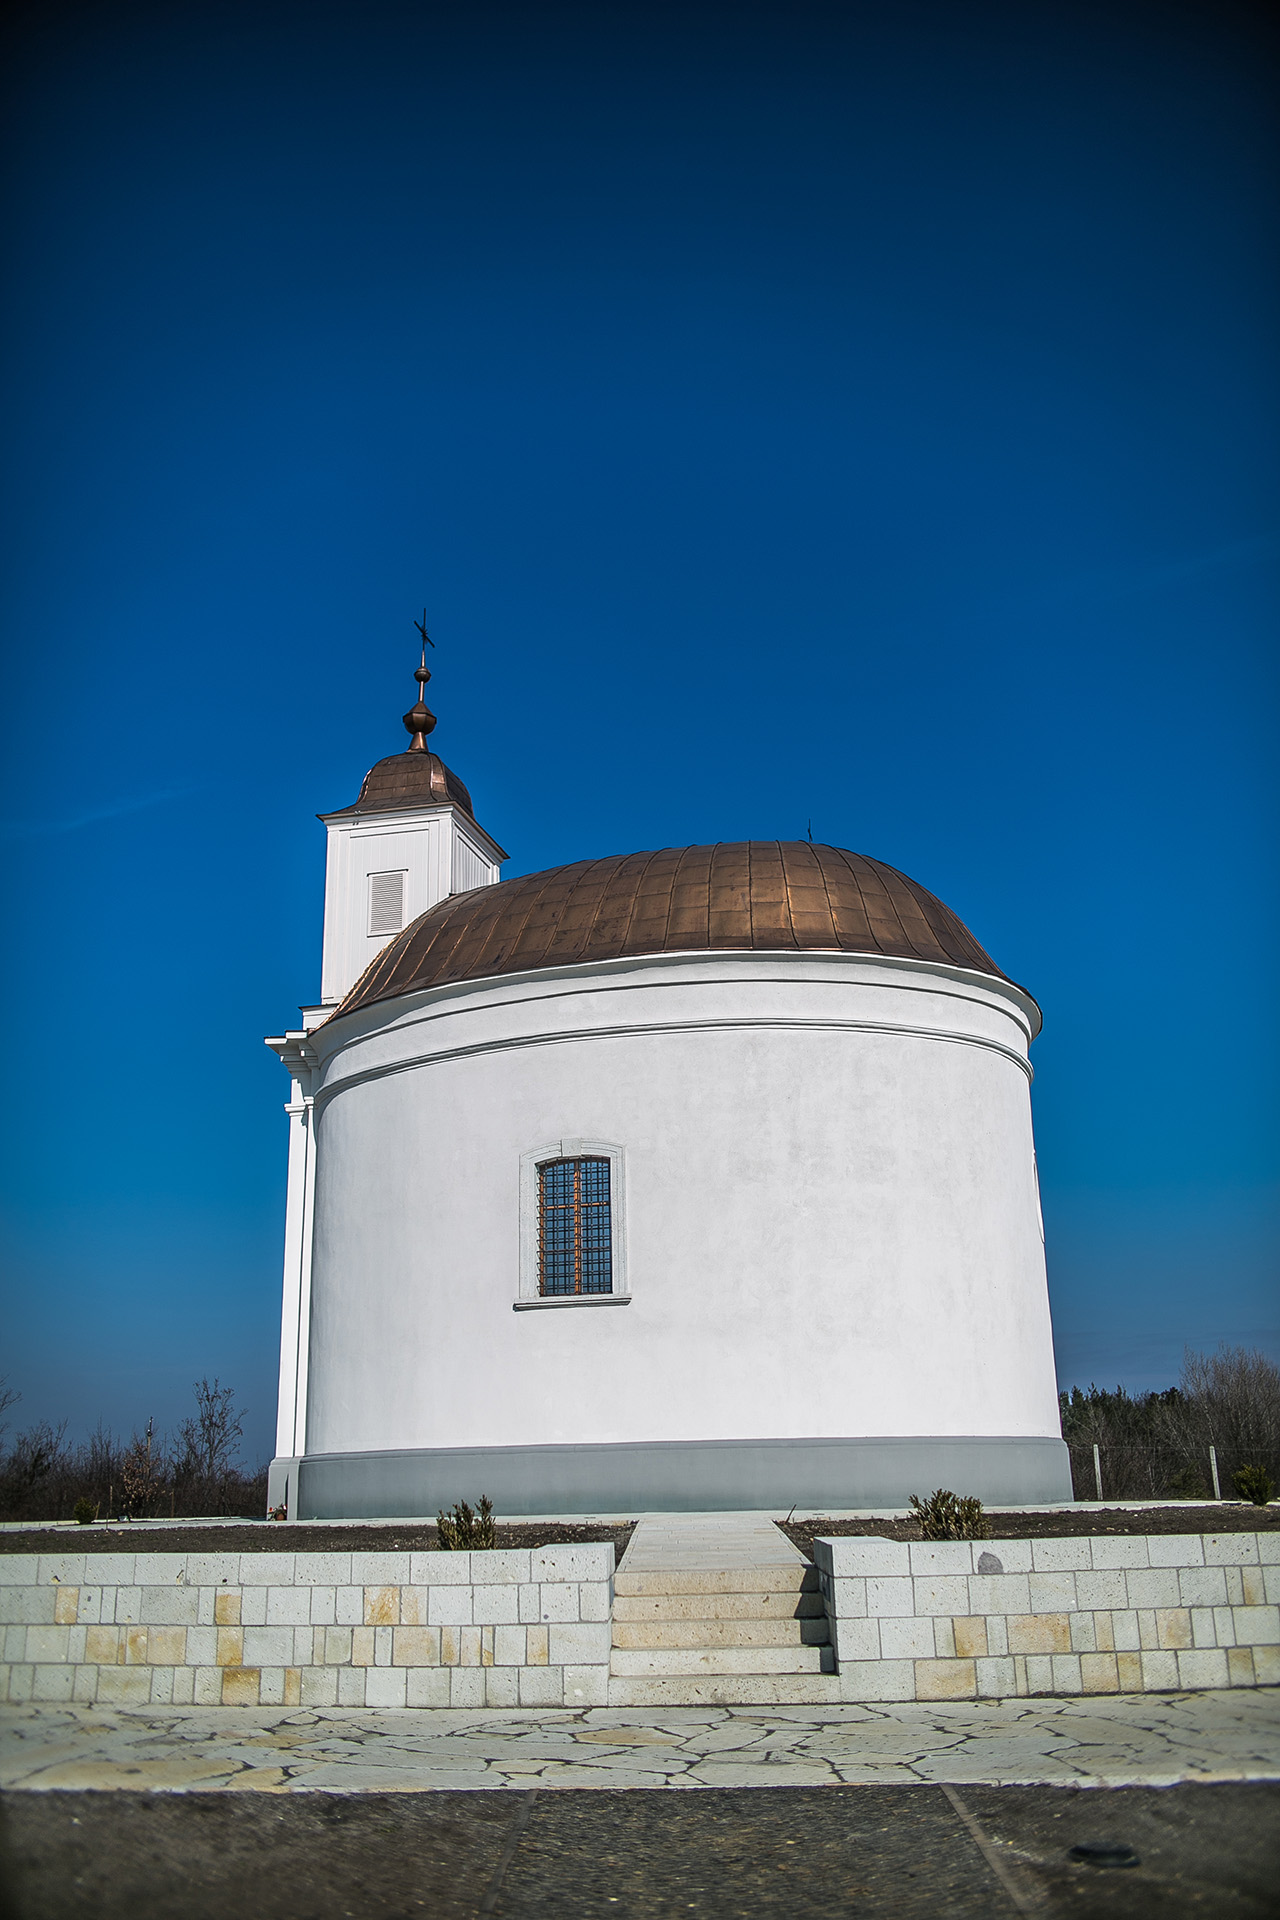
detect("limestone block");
top-left (336, 1585), bottom-right (364, 1625)
top-left (547, 1622), bottom-right (611, 1666)
top-left (1087, 1538), bottom-right (1149, 1570)
top-left (1264, 1568), bottom-right (1280, 1604)
top-left (0, 1589), bottom-right (54, 1626)
top-left (374, 1625), bottom-right (394, 1665)
top-left (1190, 1608), bottom-right (1217, 1648)
top-left (1076, 1571), bottom-right (1127, 1612)
top-left (24, 1627), bottom-right (71, 1664)
top-left (214, 1591), bottom-right (241, 1627)
top-left (829, 1578), bottom-right (867, 1618)
top-left (494, 1625), bottom-right (527, 1667)
top-left (1069, 1614), bottom-right (1096, 1653)
top-left (472, 1584), bottom-right (520, 1626)
top-left (951, 1618), bottom-right (988, 1660)
top-left (0, 1557), bottom-right (40, 1585)
top-left (912, 1577), bottom-right (970, 1617)
top-left (38, 1555), bottom-right (87, 1585)
top-left (73, 1666), bottom-right (98, 1703)
top-left (1177, 1566), bottom-right (1228, 1608)
top-left (1024, 1655), bottom-right (1053, 1693)
top-left (449, 1667), bottom-right (487, 1707)
top-left (837, 1659), bottom-right (915, 1702)
top-left (183, 1555), bottom-right (241, 1587)
top-left (1176, 1647), bottom-right (1229, 1689)
top-left (363, 1587), bottom-right (400, 1627)
top-left (816, 1538), bottom-right (910, 1577)
top-left (469, 1550), bottom-right (532, 1585)
top-left (243, 1627), bottom-right (295, 1667)
top-left (337, 1667), bottom-right (366, 1705)
top-left (258, 1668), bottom-right (286, 1706)
top-left (1252, 1645), bottom-right (1280, 1685)
top-left (85, 1626), bottom-right (121, 1665)
top-left (531, 1546), bottom-right (613, 1583)
top-left (1127, 1569), bottom-right (1180, 1610)
top-left (1226, 1647), bottom-right (1256, 1686)
top-left (866, 1578), bottom-right (914, 1618)
top-left (526, 1626), bottom-right (549, 1665)
top-left (1146, 1536), bottom-right (1205, 1569)
top-left (915, 1658), bottom-right (976, 1699)
top-left (1155, 1609), bottom-right (1192, 1650)
top-left (1109, 1610), bottom-right (1140, 1651)
top-left (518, 1665), bottom-right (562, 1707)
top-left (266, 1586), bottom-right (311, 1627)
top-left (75, 1587), bottom-right (102, 1624)
top-left (219, 1666), bottom-right (260, 1705)
top-left (124, 1627), bottom-right (147, 1665)
top-left (112, 1590), bottom-right (142, 1626)
top-left (1241, 1568), bottom-right (1267, 1607)
top-left (907, 1543), bottom-right (974, 1576)
top-left (428, 1587), bottom-right (473, 1627)
top-left (975, 1655), bottom-right (1015, 1696)
top-left (517, 1584), bottom-right (542, 1624)
top-left (1079, 1652), bottom-right (1119, 1693)
top-left (216, 1628), bottom-right (244, 1667)
top-left (171, 1667), bottom-right (194, 1704)
top-left (238, 1555), bottom-right (294, 1585)
top-left (6, 1666), bottom-right (33, 1702)
top-left (392, 1626), bottom-right (441, 1666)
top-left (141, 1587), bottom-right (200, 1627)
top-left (537, 1584), bottom-right (581, 1624)
top-left (1050, 1655), bottom-right (1082, 1693)
top-left (32, 1666), bottom-right (76, 1702)
top-left (1257, 1532), bottom-right (1280, 1563)
top-left (1007, 1614), bottom-right (1070, 1655)
top-left (1139, 1650), bottom-right (1178, 1689)
top-left (1204, 1533), bottom-right (1258, 1566)
top-left (563, 1664), bottom-right (610, 1706)
top-left (986, 1616), bottom-right (1009, 1656)
top-left (240, 1587), bottom-right (268, 1627)
top-left (1222, 1566), bottom-right (1245, 1605)
top-left (146, 1628), bottom-right (187, 1666)
top-left (484, 1666), bottom-right (520, 1707)
top-left (364, 1667), bottom-right (407, 1707)
top-left (350, 1553), bottom-right (411, 1587)
top-left (1116, 1651), bottom-right (1143, 1690)
top-left (323, 1626), bottom-right (353, 1664)
top-left (192, 1667), bottom-right (222, 1705)
top-left (578, 1583), bottom-right (612, 1623)
top-left (301, 1667), bottom-right (339, 1707)
top-left (984, 1540), bottom-right (1033, 1573)
top-left (480, 1626), bottom-right (494, 1667)
top-left (1233, 1605), bottom-right (1280, 1645)
top-left (150, 1667), bottom-right (174, 1704)
top-left (1028, 1573), bottom-right (1077, 1615)
top-left (878, 1617), bottom-right (933, 1661)
top-left (1136, 1611), bottom-right (1159, 1650)
top-left (185, 1628), bottom-right (217, 1666)
top-left (967, 1575), bottom-right (1030, 1615)
top-left (96, 1667), bottom-right (152, 1705)
top-left (284, 1668), bottom-right (302, 1706)
top-left (933, 1618), bottom-right (955, 1659)
top-left (1030, 1539), bottom-right (1091, 1573)
top-left (409, 1552), bottom-right (471, 1585)
top-left (292, 1553), bottom-right (352, 1586)
top-left (54, 1587), bottom-right (79, 1625)
top-left (405, 1668), bottom-right (451, 1706)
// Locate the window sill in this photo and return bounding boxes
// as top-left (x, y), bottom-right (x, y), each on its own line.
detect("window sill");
top-left (512, 1293), bottom-right (632, 1312)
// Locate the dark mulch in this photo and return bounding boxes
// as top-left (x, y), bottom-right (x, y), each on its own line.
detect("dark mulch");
top-left (0, 1520), bottom-right (635, 1560)
top-left (781, 1502), bottom-right (1278, 1560)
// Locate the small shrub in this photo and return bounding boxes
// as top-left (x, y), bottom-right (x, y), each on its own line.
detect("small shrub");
top-left (437, 1495), bottom-right (496, 1550)
top-left (908, 1489), bottom-right (990, 1541)
top-left (73, 1496), bottom-right (96, 1525)
top-left (1232, 1464), bottom-right (1274, 1507)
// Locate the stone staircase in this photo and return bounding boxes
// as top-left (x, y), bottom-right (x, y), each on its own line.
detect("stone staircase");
top-left (607, 1513), bottom-right (843, 1706)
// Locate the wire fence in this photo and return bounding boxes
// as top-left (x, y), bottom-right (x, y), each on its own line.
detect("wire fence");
top-left (1065, 1440), bottom-right (1279, 1505)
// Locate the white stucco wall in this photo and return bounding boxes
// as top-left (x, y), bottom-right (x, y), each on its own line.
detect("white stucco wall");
top-left (297, 951), bottom-right (1059, 1458)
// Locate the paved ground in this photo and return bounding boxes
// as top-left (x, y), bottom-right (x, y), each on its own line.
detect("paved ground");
top-left (3, 1780), bottom-right (1278, 1915)
top-left (2, 1692), bottom-right (1277, 1793)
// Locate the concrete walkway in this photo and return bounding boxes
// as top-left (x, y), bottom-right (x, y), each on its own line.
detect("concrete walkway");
top-left (2, 1689), bottom-right (1277, 1793)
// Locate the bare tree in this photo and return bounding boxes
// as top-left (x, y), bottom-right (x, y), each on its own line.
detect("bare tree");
top-left (1180, 1345), bottom-right (1280, 1479)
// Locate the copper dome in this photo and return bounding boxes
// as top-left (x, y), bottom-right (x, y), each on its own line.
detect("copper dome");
top-left (337, 841), bottom-right (1021, 1018)
top-left (328, 749), bottom-right (476, 819)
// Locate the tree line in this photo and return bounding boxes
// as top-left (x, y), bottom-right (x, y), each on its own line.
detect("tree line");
top-left (0, 1378), bottom-right (268, 1522)
top-left (1060, 1345), bottom-right (1280, 1503)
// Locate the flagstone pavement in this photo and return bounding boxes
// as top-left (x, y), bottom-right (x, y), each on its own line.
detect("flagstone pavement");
top-left (2, 1689), bottom-right (1277, 1795)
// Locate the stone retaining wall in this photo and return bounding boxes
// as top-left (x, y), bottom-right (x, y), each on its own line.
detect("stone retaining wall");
top-left (0, 1545), bottom-right (615, 1709)
top-left (813, 1530), bottom-right (1280, 1702)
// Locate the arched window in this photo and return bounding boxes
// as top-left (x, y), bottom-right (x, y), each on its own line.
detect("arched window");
top-left (538, 1156), bottom-right (612, 1296)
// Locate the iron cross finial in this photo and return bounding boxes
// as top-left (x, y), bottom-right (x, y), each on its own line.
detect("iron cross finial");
top-left (413, 610), bottom-right (435, 664)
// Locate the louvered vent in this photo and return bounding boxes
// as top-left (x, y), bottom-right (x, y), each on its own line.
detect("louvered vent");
top-left (368, 870), bottom-right (406, 936)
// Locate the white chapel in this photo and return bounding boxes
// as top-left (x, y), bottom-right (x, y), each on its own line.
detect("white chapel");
top-left (266, 646), bottom-right (1070, 1518)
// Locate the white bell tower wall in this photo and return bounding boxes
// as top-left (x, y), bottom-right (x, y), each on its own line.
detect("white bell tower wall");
top-left (318, 803), bottom-right (505, 1006)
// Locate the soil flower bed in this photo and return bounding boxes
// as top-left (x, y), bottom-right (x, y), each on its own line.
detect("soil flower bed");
top-left (780, 1502), bottom-right (1278, 1562)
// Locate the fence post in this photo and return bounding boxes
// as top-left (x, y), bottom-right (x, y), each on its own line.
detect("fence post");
top-left (1209, 1445), bottom-right (1221, 1500)
top-left (1092, 1443), bottom-right (1103, 1502)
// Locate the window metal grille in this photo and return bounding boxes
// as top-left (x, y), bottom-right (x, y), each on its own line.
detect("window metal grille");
top-left (538, 1157), bottom-right (612, 1295)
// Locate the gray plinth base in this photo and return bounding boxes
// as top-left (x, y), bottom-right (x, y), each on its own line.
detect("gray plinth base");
top-left (292, 1435), bottom-right (1073, 1520)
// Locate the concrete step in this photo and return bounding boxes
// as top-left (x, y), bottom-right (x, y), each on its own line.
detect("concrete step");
top-left (609, 1645), bottom-right (836, 1677)
top-left (613, 1591), bottom-right (827, 1623)
top-left (612, 1617), bottom-right (830, 1651)
top-left (615, 1566), bottom-right (820, 1598)
top-left (607, 1673), bottom-right (845, 1708)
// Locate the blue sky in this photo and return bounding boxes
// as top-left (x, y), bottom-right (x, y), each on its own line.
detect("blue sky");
top-left (2, 0), bottom-right (1276, 1466)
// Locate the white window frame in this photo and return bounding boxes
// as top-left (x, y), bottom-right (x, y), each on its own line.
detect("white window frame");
top-left (515, 1138), bottom-right (630, 1311)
